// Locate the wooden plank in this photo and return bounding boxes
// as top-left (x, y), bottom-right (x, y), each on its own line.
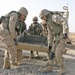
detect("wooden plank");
top-left (16, 33), bottom-right (48, 52)
top-left (17, 43), bottom-right (48, 52)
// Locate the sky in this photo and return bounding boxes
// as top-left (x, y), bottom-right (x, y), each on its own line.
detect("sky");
top-left (0, 0), bottom-right (75, 32)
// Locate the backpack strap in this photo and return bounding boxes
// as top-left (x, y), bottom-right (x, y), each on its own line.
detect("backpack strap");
top-left (8, 11), bottom-right (21, 18)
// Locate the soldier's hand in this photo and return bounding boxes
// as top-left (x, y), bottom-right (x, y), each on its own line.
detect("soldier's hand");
top-left (48, 45), bottom-right (52, 51)
top-left (49, 51), bottom-right (55, 60)
top-left (13, 38), bottom-right (18, 45)
top-left (40, 33), bottom-right (43, 36)
top-left (63, 33), bottom-right (68, 39)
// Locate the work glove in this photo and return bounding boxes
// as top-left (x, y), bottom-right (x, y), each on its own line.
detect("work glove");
top-left (48, 45), bottom-right (52, 52)
top-left (40, 33), bottom-right (43, 36)
top-left (63, 33), bottom-right (68, 39)
top-left (13, 38), bottom-right (18, 45)
top-left (49, 51), bottom-right (55, 60)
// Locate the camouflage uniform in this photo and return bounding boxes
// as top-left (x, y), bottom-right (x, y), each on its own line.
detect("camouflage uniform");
top-left (28, 16), bottom-right (42, 35)
top-left (0, 7), bottom-right (28, 69)
top-left (40, 20), bottom-right (48, 36)
top-left (28, 16), bottom-right (42, 59)
top-left (55, 36), bottom-right (68, 74)
top-left (39, 9), bottom-right (66, 74)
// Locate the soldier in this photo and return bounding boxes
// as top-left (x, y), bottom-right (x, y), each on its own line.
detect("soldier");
top-left (28, 16), bottom-right (42, 59)
top-left (0, 7), bottom-right (28, 69)
top-left (39, 9), bottom-right (66, 74)
top-left (28, 16), bottom-right (42, 35)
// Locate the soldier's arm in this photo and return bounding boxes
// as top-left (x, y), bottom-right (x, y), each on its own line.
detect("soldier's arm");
top-left (47, 28), bottom-right (54, 50)
top-left (28, 24), bottom-right (34, 34)
top-left (9, 13), bottom-right (18, 39)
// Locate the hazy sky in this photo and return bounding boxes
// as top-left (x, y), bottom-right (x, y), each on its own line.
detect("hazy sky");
top-left (0, 0), bottom-right (75, 32)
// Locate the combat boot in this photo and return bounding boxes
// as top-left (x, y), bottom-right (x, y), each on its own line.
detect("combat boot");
top-left (10, 63), bottom-right (20, 69)
top-left (3, 58), bottom-right (10, 69)
top-left (17, 49), bottom-right (24, 59)
top-left (18, 56), bottom-right (25, 60)
top-left (29, 53), bottom-right (34, 59)
top-left (15, 61), bottom-right (22, 65)
top-left (41, 65), bottom-right (53, 72)
top-left (21, 56), bottom-right (25, 59)
top-left (59, 65), bottom-right (65, 75)
top-left (10, 65), bottom-right (20, 69)
top-left (34, 51), bottom-right (38, 57)
top-left (15, 57), bottom-right (22, 65)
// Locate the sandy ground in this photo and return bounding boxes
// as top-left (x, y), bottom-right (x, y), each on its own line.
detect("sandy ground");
top-left (0, 33), bottom-right (75, 75)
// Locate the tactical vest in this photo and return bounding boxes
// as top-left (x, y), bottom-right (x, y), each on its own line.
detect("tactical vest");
top-left (47, 14), bottom-right (63, 36)
top-left (28, 23), bottom-right (42, 35)
top-left (1, 11), bottom-right (26, 35)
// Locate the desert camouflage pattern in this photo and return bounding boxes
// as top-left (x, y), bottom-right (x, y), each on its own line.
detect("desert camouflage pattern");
top-left (0, 8), bottom-right (28, 68)
top-left (39, 9), bottom-right (68, 74)
top-left (28, 23), bottom-right (42, 35)
top-left (19, 7), bottom-right (28, 17)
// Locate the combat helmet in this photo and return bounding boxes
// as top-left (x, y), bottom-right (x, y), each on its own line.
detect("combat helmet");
top-left (32, 16), bottom-right (38, 21)
top-left (39, 9), bottom-right (49, 19)
top-left (19, 7), bottom-right (28, 17)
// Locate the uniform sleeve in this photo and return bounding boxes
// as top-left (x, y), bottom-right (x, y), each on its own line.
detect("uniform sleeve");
top-left (47, 17), bottom-right (54, 46)
top-left (9, 13), bottom-right (18, 39)
top-left (47, 28), bottom-right (54, 46)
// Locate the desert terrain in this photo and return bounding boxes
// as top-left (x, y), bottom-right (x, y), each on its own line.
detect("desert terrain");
top-left (0, 32), bottom-right (75, 75)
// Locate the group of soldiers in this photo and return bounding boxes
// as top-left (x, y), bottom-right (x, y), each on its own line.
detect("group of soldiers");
top-left (0, 6), bottom-right (71, 75)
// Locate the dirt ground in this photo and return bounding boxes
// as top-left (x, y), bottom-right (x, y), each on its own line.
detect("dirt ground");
top-left (0, 32), bottom-right (75, 75)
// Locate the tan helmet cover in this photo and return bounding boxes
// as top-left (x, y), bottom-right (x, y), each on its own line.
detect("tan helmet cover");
top-left (39, 9), bottom-right (49, 18)
top-left (32, 16), bottom-right (38, 21)
top-left (19, 7), bottom-right (28, 17)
